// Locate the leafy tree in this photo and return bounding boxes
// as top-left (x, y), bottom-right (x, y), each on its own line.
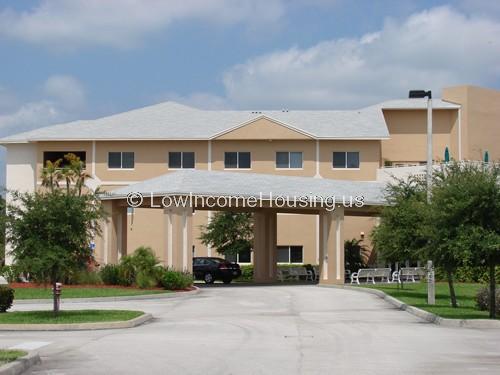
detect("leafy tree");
top-left (372, 176), bottom-right (428, 265)
top-left (200, 212), bottom-right (253, 256)
top-left (5, 155), bottom-right (105, 315)
top-left (429, 162), bottom-right (500, 316)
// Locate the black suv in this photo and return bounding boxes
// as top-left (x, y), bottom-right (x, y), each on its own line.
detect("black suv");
top-left (193, 257), bottom-right (242, 284)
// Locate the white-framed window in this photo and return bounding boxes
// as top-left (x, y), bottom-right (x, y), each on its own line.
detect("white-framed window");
top-left (332, 151), bottom-right (359, 169)
top-left (108, 152), bottom-right (134, 169)
top-left (225, 249), bottom-right (251, 263)
top-left (276, 152), bottom-right (303, 169)
top-left (224, 152), bottom-right (251, 169)
top-left (169, 151), bottom-right (195, 169)
top-left (277, 246), bottom-right (303, 263)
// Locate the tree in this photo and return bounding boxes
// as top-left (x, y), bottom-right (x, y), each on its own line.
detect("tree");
top-left (429, 162), bottom-right (500, 317)
top-left (344, 238), bottom-right (369, 273)
top-left (5, 155), bottom-right (106, 315)
top-left (372, 176), bottom-right (429, 266)
top-left (199, 212), bottom-right (253, 256)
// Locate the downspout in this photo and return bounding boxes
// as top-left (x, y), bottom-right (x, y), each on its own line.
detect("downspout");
top-left (207, 140), bottom-right (212, 257)
top-left (458, 107), bottom-right (462, 161)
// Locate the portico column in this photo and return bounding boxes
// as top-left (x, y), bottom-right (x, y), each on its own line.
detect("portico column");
top-left (319, 206), bottom-right (344, 285)
top-left (164, 206), bottom-right (193, 273)
top-left (100, 200), bottom-right (127, 264)
top-left (253, 211), bottom-right (277, 283)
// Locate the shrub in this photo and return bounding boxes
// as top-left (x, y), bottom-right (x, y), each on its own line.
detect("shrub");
top-left (435, 265), bottom-right (500, 283)
top-left (117, 258), bottom-right (136, 286)
top-left (100, 264), bottom-right (121, 285)
top-left (136, 271), bottom-right (157, 289)
top-left (67, 270), bottom-right (103, 285)
top-left (0, 265), bottom-right (21, 283)
top-left (161, 269), bottom-right (193, 290)
top-left (239, 265), bottom-right (254, 282)
top-left (131, 247), bottom-right (159, 272)
top-left (476, 287), bottom-right (500, 314)
top-left (0, 286), bottom-right (14, 313)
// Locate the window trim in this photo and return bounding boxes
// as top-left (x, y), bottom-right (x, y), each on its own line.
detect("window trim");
top-left (332, 151), bottom-right (360, 170)
top-left (168, 151), bottom-right (196, 170)
top-left (275, 151), bottom-right (303, 170)
top-left (107, 151), bottom-right (135, 170)
top-left (224, 151), bottom-right (252, 170)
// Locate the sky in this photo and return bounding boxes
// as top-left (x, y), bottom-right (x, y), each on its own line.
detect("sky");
top-left (0, 0), bottom-right (500, 141)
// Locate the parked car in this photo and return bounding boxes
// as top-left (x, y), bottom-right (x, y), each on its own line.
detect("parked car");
top-left (193, 257), bottom-right (242, 284)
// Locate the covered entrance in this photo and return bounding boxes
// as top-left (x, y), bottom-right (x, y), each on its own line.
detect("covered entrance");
top-left (98, 170), bottom-right (384, 285)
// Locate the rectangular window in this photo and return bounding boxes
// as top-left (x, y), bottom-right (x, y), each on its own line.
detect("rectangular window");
top-left (225, 249), bottom-right (251, 263)
top-left (290, 246), bottom-right (303, 263)
top-left (277, 246), bottom-right (290, 263)
top-left (277, 246), bottom-right (304, 264)
top-left (332, 151), bottom-right (360, 169)
top-left (108, 152), bottom-right (135, 169)
top-left (43, 151), bottom-right (86, 168)
top-left (224, 152), bottom-right (251, 169)
top-left (276, 152), bottom-right (303, 169)
top-left (169, 152), bottom-right (195, 169)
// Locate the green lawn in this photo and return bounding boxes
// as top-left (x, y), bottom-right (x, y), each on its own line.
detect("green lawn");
top-left (0, 349), bottom-right (27, 365)
top-left (354, 282), bottom-right (498, 320)
top-left (13, 287), bottom-right (168, 300)
top-left (0, 310), bottom-right (144, 324)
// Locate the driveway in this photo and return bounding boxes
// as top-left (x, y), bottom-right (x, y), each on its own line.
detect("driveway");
top-left (3, 285), bottom-right (500, 374)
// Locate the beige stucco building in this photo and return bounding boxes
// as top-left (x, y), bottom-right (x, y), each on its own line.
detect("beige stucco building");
top-left (2, 85), bottom-right (499, 277)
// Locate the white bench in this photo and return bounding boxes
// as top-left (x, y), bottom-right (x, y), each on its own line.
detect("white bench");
top-left (277, 268), bottom-right (289, 282)
top-left (277, 266), bottom-right (314, 282)
top-left (350, 268), bottom-right (391, 284)
top-left (288, 267), bottom-right (314, 281)
top-left (393, 267), bottom-right (426, 283)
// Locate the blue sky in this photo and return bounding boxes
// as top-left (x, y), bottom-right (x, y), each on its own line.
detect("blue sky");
top-left (0, 0), bottom-right (500, 139)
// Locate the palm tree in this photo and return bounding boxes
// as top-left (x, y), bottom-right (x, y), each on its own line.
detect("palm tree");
top-left (41, 159), bottom-right (63, 192)
top-left (64, 153), bottom-right (90, 196)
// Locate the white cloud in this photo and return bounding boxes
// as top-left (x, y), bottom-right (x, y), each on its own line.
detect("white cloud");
top-left (43, 75), bottom-right (85, 110)
top-left (156, 91), bottom-right (229, 110)
top-left (222, 6), bottom-right (500, 109)
top-left (0, 0), bottom-right (287, 49)
top-left (0, 75), bottom-right (86, 137)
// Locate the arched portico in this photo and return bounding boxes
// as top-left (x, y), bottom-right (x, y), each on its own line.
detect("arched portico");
top-left (99, 170), bottom-right (384, 285)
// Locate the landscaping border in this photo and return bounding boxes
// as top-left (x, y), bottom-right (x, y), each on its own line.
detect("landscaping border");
top-left (14, 286), bottom-right (200, 304)
top-left (0, 312), bottom-right (153, 331)
top-left (320, 284), bottom-right (500, 329)
top-left (0, 351), bottom-right (41, 375)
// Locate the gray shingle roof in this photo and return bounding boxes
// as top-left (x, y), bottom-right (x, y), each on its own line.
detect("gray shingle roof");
top-left (102, 169), bottom-right (386, 206)
top-left (0, 101), bottom-right (390, 143)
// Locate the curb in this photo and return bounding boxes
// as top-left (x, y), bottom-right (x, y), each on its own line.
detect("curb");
top-left (319, 284), bottom-right (500, 329)
top-left (14, 287), bottom-right (200, 305)
top-left (0, 351), bottom-right (41, 375)
top-left (0, 312), bottom-right (153, 331)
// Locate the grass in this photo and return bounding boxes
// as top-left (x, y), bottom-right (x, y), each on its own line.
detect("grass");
top-left (0, 310), bottom-right (144, 324)
top-left (0, 349), bottom-right (27, 365)
top-left (354, 282), bottom-right (499, 320)
top-left (13, 287), bottom-right (168, 300)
